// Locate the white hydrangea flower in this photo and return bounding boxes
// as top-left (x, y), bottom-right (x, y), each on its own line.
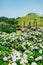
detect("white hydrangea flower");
top-left (11, 38), bottom-right (14, 41)
top-left (23, 54), bottom-right (27, 58)
top-left (27, 42), bottom-right (31, 46)
top-left (30, 56), bottom-right (33, 58)
top-left (12, 50), bottom-right (21, 62)
top-left (20, 57), bottom-right (28, 64)
top-left (23, 42), bottom-right (26, 46)
top-left (35, 56), bottom-right (42, 61)
top-left (3, 57), bottom-right (8, 61)
top-left (14, 36), bottom-right (18, 39)
top-left (16, 56), bottom-right (21, 60)
top-left (31, 46), bottom-right (38, 51)
top-left (12, 56), bottom-right (17, 62)
top-left (22, 45), bottom-right (26, 50)
top-left (14, 50), bottom-right (21, 56)
top-left (40, 44), bottom-right (43, 48)
top-left (40, 39), bottom-right (42, 42)
top-left (35, 46), bottom-right (39, 49)
top-left (31, 62), bottom-right (37, 65)
top-left (39, 49), bottom-right (42, 54)
top-left (25, 50), bottom-right (32, 53)
top-left (25, 35), bottom-right (28, 37)
top-left (19, 36), bottom-right (22, 41)
top-left (12, 62), bottom-right (17, 65)
top-left (22, 37), bottom-right (24, 40)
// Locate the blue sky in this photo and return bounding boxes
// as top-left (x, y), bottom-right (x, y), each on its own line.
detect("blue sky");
top-left (0, 0), bottom-right (43, 18)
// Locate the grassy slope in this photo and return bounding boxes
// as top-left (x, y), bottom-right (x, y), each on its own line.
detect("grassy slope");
top-left (16, 13), bottom-right (43, 27)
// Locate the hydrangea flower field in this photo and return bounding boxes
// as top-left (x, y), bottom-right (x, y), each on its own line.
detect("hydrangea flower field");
top-left (0, 28), bottom-right (43, 65)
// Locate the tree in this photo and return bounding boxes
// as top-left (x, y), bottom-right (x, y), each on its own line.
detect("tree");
top-left (24, 21), bottom-right (25, 28)
top-left (34, 19), bottom-right (36, 27)
top-left (29, 21), bottom-right (31, 29)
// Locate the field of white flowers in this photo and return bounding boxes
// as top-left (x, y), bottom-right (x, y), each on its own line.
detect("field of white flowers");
top-left (0, 28), bottom-right (43, 65)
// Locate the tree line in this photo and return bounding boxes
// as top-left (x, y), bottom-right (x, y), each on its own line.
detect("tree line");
top-left (0, 17), bottom-right (20, 33)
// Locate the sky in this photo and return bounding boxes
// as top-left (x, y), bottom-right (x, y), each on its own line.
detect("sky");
top-left (0, 0), bottom-right (43, 18)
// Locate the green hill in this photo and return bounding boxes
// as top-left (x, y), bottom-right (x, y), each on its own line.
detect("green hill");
top-left (16, 13), bottom-right (43, 27)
